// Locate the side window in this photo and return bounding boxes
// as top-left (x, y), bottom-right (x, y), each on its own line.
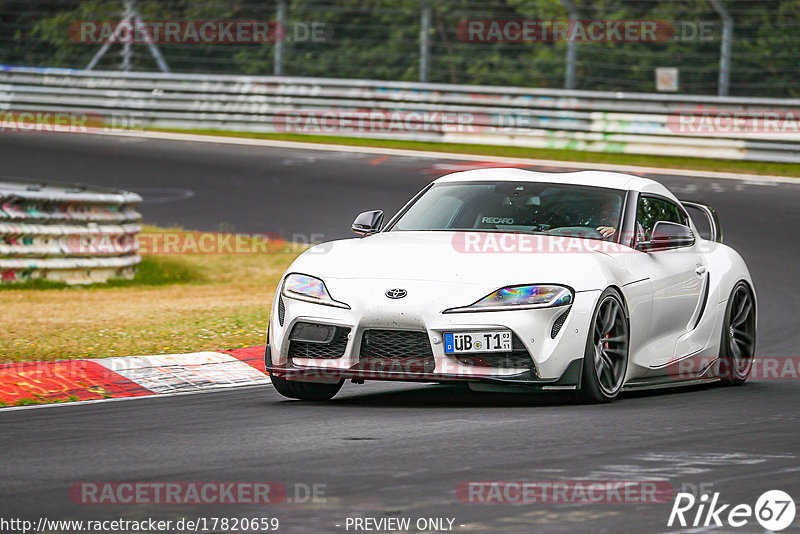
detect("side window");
top-left (636, 196), bottom-right (687, 241)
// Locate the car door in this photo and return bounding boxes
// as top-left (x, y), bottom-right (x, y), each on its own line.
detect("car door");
top-left (633, 195), bottom-right (707, 367)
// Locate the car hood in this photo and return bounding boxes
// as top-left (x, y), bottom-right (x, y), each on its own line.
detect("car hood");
top-left (288, 231), bottom-right (633, 292)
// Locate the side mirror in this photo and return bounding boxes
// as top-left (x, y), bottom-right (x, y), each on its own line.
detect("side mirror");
top-left (645, 221), bottom-right (695, 251)
top-left (351, 210), bottom-right (383, 236)
top-left (681, 200), bottom-right (723, 243)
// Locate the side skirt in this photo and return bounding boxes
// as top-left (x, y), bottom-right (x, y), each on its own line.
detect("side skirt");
top-left (623, 376), bottom-right (720, 391)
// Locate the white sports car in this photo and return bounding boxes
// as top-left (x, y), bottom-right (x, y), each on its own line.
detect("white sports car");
top-left (266, 169), bottom-right (756, 403)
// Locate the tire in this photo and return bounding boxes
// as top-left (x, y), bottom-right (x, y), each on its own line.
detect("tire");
top-left (270, 376), bottom-right (344, 401)
top-left (578, 288), bottom-right (630, 403)
top-left (718, 281), bottom-right (756, 386)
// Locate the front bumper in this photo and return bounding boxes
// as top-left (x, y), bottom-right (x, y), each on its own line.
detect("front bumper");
top-left (267, 284), bottom-right (600, 387)
top-left (266, 352), bottom-right (584, 390)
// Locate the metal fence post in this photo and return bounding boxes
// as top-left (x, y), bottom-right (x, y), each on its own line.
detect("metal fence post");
top-left (274, 0), bottom-right (287, 76)
top-left (560, 0), bottom-right (578, 90)
top-left (120, 0), bottom-right (133, 71)
top-left (710, 0), bottom-right (733, 96)
top-left (419, 1), bottom-right (432, 82)
top-left (87, 0), bottom-right (169, 72)
top-left (131, 0), bottom-right (170, 73)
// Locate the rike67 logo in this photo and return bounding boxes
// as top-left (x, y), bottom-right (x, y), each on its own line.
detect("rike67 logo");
top-left (668, 490), bottom-right (796, 531)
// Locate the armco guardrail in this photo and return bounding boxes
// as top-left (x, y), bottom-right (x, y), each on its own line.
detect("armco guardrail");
top-left (2, 65), bottom-right (800, 162)
top-left (0, 178), bottom-right (142, 284)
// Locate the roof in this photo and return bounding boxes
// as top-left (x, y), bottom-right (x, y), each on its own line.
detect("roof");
top-left (434, 168), bottom-right (676, 199)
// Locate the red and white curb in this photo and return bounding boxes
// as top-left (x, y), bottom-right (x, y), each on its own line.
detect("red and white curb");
top-left (0, 346), bottom-right (268, 406)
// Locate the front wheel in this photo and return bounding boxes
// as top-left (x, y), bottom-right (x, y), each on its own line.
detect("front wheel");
top-left (578, 288), bottom-right (629, 403)
top-left (271, 376), bottom-right (343, 401)
top-left (718, 281), bottom-right (756, 385)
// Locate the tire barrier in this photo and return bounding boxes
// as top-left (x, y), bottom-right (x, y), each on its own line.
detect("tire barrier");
top-left (2, 65), bottom-right (800, 162)
top-left (0, 178), bottom-right (142, 284)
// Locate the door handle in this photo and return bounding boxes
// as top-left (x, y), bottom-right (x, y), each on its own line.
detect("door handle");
top-left (695, 265), bottom-right (707, 275)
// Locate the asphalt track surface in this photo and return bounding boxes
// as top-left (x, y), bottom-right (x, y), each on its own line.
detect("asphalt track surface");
top-left (2, 132), bottom-right (800, 533)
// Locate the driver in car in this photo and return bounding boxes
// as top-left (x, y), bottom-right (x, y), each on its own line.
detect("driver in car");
top-left (594, 197), bottom-right (621, 238)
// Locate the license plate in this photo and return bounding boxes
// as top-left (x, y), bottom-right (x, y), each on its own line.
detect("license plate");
top-left (444, 330), bottom-right (512, 354)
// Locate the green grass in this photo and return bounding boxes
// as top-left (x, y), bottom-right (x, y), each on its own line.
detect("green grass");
top-left (0, 278), bottom-right (70, 291)
top-left (0, 395), bottom-right (81, 407)
top-left (106, 256), bottom-right (205, 287)
top-left (155, 128), bottom-right (800, 178)
top-left (1, 227), bottom-right (302, 362)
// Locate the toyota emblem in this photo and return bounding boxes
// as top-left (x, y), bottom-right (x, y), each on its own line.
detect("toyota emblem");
top-left (385, 288), bottom-right (408, 299)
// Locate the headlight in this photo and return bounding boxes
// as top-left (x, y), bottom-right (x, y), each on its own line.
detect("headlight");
top-left (281, 273), bottom-right (350, 309)
top-left (444, 284), bottom-right (572, 313)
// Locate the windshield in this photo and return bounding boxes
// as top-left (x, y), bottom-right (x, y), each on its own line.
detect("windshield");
top-left (390, 181), bottom-right (625, 240)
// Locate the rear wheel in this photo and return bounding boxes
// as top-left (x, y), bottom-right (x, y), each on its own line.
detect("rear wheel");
top-left (271, 376), bottom-right (343, 401)
top-left (718, 282), bottom-right (756, 385)
top-left (578, 288), bottom-right (629, 403)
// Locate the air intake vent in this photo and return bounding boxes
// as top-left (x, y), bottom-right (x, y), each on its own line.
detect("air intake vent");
top-left (288, 323), bottom-right (350, 359)
top-left (356, 330), bottom-right (435, 374)
top-left (278, 295), bottom-right (285, 326)
top-left (551, 308), bottom-right (569, 338)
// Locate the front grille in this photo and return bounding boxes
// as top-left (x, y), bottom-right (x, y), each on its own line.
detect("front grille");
top-left (355, 329), bottom-right (435, 374)
top-left (551, 308), bottom-right (570, 338)
top-left (277, 295), bottom-right (285, 326)
top-left (454, 335), bottom-right (535, 371)
top-left (287, 324), bottom-right (350, 359)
